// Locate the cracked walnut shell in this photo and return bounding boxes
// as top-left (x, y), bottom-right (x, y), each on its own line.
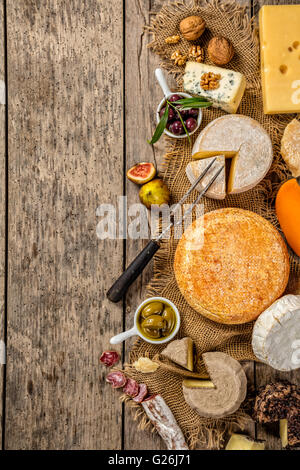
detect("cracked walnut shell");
top-left (208, 36), bottom-right (235, 65)
top-left (179, 16), bottom-right (206, 41)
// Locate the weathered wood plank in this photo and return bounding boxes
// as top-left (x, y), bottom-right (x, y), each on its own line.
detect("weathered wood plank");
top-left (5, 0), bottom-right (124, 449)
top-left (254, 0), bottom-right (300, 451)
top-left (0, 0), bottom-right (5, 450)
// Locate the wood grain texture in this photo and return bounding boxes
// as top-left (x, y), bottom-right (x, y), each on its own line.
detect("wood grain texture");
top-left (0, 0), bottom-right (5, 450)
top-left (254, 0), bottom-right (300, 451)
top-left (5, 0), bottom-right (124, 449)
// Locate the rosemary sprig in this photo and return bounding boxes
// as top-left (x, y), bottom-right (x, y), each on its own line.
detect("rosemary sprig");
top-left (148, 96), bottom-right (212, 145)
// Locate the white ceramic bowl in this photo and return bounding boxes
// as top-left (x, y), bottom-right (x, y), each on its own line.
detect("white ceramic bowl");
top-left (110, 297), bottom-right (180, 345)
top-left (155, 68), bottom-right (202, 139)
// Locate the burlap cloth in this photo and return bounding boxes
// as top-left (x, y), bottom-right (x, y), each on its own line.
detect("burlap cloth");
top-left (122, 0), bottom-right (300, 449)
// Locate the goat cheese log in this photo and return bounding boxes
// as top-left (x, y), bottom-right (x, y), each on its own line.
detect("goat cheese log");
top-left (252, 295), bottom-right (300, 371)
top-left (142, 395), bottom-right (188, 450)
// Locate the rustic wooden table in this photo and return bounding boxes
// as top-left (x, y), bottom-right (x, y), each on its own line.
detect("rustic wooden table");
top-left (0, 0), bottom-right (299, 450)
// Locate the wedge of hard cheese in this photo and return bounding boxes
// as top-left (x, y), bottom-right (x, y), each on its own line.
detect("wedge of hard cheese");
top-left (161, 337), bottom-right (194, 372)
top-left (186, 156), bottom-right (226, 200)
top-left (182, 352), bottom-right (247, 418)
top-left (192, 115), bottom-right (273, 195)
top-left (281, 119), bottom-right (300, 177)
top-left (252, 295), bottom-right (300, 371)
top-left (183, 61), bottom-right (246, 114)
top-left (225, 434), bottom-right (265, 451)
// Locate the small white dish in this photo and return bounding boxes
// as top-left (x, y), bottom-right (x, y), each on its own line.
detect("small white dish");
top-left (155, 68), bottom-right (202, 139)
top-left (110, 297), bottom-right (180, 345)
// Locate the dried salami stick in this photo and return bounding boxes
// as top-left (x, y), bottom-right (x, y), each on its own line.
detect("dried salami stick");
top-left (142, 395), bottom-right (188, 450)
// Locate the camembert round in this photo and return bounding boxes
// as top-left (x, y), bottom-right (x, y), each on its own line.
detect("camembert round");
top-left (174, 208), bottom-right (290, 324)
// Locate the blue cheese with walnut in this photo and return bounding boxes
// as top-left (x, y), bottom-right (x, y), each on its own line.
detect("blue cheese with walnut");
top-left (183, 61), bottom-right (246, 114)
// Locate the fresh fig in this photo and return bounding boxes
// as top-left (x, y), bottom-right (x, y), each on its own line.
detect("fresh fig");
top-left (139, 178), bottom-right (171, 209)
top-left (127, 162), bottom-right (156, 185)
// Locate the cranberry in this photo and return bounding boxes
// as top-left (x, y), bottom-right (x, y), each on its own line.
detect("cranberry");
top-left (185, 117), bottom-right (198, 132)
top-left (169, 120), bottom-right (184, 135)
top-left (168, 94), bottom-right (182, 103)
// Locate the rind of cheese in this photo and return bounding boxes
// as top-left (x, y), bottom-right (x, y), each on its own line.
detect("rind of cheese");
top-left (133, 357), bottom-right (159, 373)
top-left (226, 434), bottom-right (265, 450)
top-left (183, 61), bottom-right (246, 114)
top-left (192, 115), bottom-right (273, 195)
top-left (182, 352), bottom-right (247, 419)
top-left (252, 295), bottom-right (300, 371)
top-left (186, 156), bottom-right (226, 200)
top-left (280, 419), bottom-right (288, 448)
top-left (260, 5), bottom-right (300, 114)
top-left (161, 337), bottom-right (194, 372)
top-left (183, 379), bottom-right (215, 389)
top-left (281, 119), bottom-right (300, 177)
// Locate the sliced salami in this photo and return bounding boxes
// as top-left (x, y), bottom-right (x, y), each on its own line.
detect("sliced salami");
top-left (123, 378), bottom-right (139, 398)
top-left (133, 383), bottom-right (148, 403)
top-left (106, 371), bottom-right (127, 389)
top-left (100, 351), bottom-right (120, 367)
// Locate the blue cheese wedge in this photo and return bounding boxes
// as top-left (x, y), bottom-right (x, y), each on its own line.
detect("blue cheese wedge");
top-left (183, 61), bottom-right (246, 114)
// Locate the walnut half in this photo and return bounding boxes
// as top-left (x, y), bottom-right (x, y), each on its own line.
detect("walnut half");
top-left (165, 35), bottom-right (181, 45)
top-left (188, 45), bottom-right (204, 63)
top-left (171, 50), bottom-right (187, 66)
top-left (200, 72), bottom-right (221, 90)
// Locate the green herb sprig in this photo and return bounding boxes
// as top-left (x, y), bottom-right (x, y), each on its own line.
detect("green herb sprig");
top-left (148, 96), bottom-right (212, 145)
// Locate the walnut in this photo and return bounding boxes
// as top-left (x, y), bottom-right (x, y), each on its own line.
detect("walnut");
top-left (207, 36), bottom-right (235, 65)
top-left (165, 35), bottom-right (181, 45)
top-left (171, 50), bottom-right (187, 66)
top-left (179, 15), bottom-right (206, 41)
top-left (188, 45), bottom-right (204, 63)
top-left (200, 72), bottom-right (221, 90)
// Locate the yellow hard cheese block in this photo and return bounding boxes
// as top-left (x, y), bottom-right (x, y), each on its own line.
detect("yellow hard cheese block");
top-left (260, 5), bottom-right (300, 114)
top-left (226, 434), bottom-right (265, 451)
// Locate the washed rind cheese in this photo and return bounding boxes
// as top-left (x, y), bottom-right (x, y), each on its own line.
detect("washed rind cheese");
top-left (161, 337), bottom-right (194, 372)
top-left (174, 208), bottom-right (290, 324)
top-left (186, 156), bottom-right (226, 200)
top-left (260, 5), bottom-right (300, 114)
top-left (192, 115), bottom-right (273, 195)
top-left (182, 352), bottom-right (247, 419)
top-left (183, 61), bottom-right (246, 113)
top-left (281, 119), bottom-right (300, 177)
top-left (252, 295), bottom-right (300, 371)
top-left (225, 434), bottom-right (265, 451)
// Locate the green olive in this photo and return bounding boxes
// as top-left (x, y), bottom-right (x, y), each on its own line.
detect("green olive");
top-left (162, 306), bottom-right (175, 334)
top-left (140, 301), bottom-right (164, 319)
top-left (141, 315), bottom-right (166, 331)
top-left (143, 327), bottom-right (161, 339)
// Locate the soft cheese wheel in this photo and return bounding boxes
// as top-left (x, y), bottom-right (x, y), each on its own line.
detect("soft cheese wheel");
top-left (252, 295), bottom-right (300, 371)
top-left (192, 115), bottom-right (273, 195)
top-left (186, 156), bottom-right (226, 200)
top-left (174, 208), bottom-right (290, 324)
top-left (182, 352), bottom-right (247, 419)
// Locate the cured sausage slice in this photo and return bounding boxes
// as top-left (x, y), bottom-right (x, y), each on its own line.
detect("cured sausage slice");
top-left (123, 378), bottom-right (139, 398)
top-left (106, 371), bottom-right (127, 389)
top-left (133, 383), bottom-right (148, 403)
top-left (142, 395), bottom-right (188, 450)
top-left (100, 351), bottom-right (120, 367)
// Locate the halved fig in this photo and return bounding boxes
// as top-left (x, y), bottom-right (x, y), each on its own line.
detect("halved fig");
top-left (127, 162), bottom-right (156, 185)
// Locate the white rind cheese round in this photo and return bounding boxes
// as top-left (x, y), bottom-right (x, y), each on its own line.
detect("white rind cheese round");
top-left (252, 295), bottom-right (300, 371)
top-left (192, 115), bottom-right (273, 195)
top-left (186, 156), bottom-right (226, 200)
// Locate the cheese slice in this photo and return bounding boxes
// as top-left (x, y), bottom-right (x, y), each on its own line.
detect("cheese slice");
top-left (182, 352), bottom-right (247, 418)
top-left (183, 379), bottom-right (215, 389)
top-left (281, 119), bottom-right (300, 177)
top-left (252, 295), bottom-right (300, 371)
top-left (226, 434), bottom-right (265, 451)
top-left (260, 5), bottom-right (300, 114)
top-left (183, 61), bottom-right (246, 114)
top-left (161, 337), bottom-right (194, 372)
top-left (280, 419), bottom-right (288, 448)
top-left (192, 115), bottom-right (273, 195)
top-left (186, 156), bottom-right (226, 200)
top-left (192, 150), bottom-right (236, 160)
